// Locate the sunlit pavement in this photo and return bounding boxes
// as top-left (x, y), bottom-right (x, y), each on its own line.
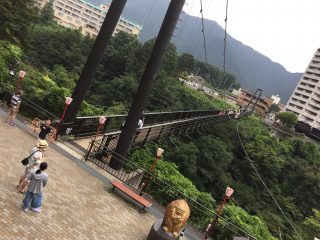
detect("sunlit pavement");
top-left (0, 110), bottom-right (157, 240)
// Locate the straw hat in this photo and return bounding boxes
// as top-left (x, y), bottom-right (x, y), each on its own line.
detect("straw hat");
top-left (36, 140), bottom-right (48, 148)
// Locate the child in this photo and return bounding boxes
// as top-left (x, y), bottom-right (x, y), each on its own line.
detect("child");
top-left (38, 119), bottom-right (53, 141)
top-left (22, 162), bottom-right (48, 213)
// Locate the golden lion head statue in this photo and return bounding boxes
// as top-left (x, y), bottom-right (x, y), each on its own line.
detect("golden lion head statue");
top-left (161, 199), bottom-right (190, 237)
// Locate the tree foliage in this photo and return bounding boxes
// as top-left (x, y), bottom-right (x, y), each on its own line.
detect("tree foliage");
top-left (159, 117), bottom-right (320, 239)
top-left (276, 111), bottom-right (298, 128)
top-left (0, 0), bottom-right (39, 46)
top-left (303, 209), bottom-right (320, 239)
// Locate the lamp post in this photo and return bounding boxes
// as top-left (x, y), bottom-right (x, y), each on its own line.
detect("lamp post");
top-left (8, 59), bottom-right (19, 81)
top-left (94, 116), bottom-right (107, 142)
top-left (55, 97), bottom-right (73, 140)
top-left (16, 70), bottom-right (26, 93)
top-left (140, 148), bottom-right (164, 193)
top-left (204, 187), bottom-right (234, 239)
top-left (85, 116), bottom-right (107, 161)
top-left (9, 69), bottom-right (16, 80)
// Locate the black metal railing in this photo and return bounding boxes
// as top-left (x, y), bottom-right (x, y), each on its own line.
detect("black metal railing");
top-left (71, 110), bottom-right (221, 138)
top-left (85, 141), bottom-right (256, 239)
top-left (90, 112), bottom-right (240, 152)
top-left (0, 85), bottom-right (59, 124)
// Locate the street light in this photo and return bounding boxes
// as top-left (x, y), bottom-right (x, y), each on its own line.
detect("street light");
top-left (16, 70), bottom-right (26, 93)
top-left (140, 147), bottom-right (164, 193)
top-left (85, 116), bottom-right (108, 161)
top-left (55, 97), bottom-right (73, 140)
top-left (204, 187), bottom-right (234, 239)
top-left (94, 116), bottom-right (107, 142)
top-left (8, 59), bottom-right (19, 80)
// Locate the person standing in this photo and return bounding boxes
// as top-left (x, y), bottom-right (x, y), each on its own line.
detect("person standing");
top-left (5, 90), bottom-right (23, 126)
top-left (22, 162), bottom-right (48, 213)
top-left (17, 140), bottom-right (48, 193)
top-left (38, 119), bottom-right (53, 141)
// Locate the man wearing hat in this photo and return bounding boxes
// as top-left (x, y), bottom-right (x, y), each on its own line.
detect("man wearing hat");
top-left (17, 140), bottom-right (48, 193)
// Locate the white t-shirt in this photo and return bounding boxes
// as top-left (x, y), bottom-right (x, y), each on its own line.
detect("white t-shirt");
top-left (28, 147), bottom-right (43, 167)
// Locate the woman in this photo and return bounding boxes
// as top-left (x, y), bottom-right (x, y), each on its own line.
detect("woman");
top-left (22, 162), bottom-right (48, 213)
top-left (17, 140), bottom-right (48, 193)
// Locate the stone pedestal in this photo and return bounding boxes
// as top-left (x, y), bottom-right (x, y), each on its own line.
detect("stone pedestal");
top-left (147, 219), bottom-right (175, 240)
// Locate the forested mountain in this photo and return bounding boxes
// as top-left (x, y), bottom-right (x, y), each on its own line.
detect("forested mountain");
top-left (90, 0), bottom-right (302, 103)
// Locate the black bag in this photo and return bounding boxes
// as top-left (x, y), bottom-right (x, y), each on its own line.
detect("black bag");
top-left (21, 157), bottom-right (29, 166)
top-left (21, 150), bottom-right (40, 166)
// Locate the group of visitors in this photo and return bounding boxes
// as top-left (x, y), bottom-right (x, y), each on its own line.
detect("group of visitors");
top-left (4, 90), bottom-right (52, 213)
top-left (19, 140), bottom-right (49, 213)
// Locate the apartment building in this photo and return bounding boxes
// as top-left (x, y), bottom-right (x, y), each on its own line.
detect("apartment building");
top-left (237, 88), bottom-right (274, 116)
top-left (286, 48), bottom-right (320, 128)
top-left (36, 0), bottom-right (142, 38)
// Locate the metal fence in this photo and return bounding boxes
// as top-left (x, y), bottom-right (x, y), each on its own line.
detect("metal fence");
top-left (85, 141), bottom-right (255, 239)
top-left (71, 110), bottom-right (221, 138)
top-left (89, 113), bottom-right (238, 152)
top-left (0, 85), bottom-right (59, 125)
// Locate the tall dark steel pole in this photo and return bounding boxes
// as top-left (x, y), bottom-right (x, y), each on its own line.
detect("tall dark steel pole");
top-left (62, 0), bottom-right (127, 129)
top-left (110, 0), bottom-right (186, 169)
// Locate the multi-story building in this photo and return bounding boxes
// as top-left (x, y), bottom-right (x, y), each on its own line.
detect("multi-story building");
top-left (286, 48), bottom-right (320, 128)
top-left (237, 88), bottom-right (274, 116)
top-left (36, 0), bottom-right (142, 38)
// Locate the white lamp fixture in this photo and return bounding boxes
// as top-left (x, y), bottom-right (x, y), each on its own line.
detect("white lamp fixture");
top-left (225, 187), bottom-right (234, 198)
top-left (156, 148), bottom-right (164, 158)
top-left (99, 116), bottom-right (107, 125)
top-left (19, 70), bottom-right (26, 78)
top-left (65, 97), bottom-right (73, 105)
top-left (9, 70), bottom-right (15, 76)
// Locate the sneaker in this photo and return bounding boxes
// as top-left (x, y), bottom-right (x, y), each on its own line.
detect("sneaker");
top-left (31, 207), bottom-right (41, 213)
top-left (22, 207), bottom-right (28, 212)
top-left (9, 123), bottom-right (14, 126)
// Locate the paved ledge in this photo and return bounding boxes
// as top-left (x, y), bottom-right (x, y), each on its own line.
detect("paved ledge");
top-left (0, 109), bottom-right (157, 240)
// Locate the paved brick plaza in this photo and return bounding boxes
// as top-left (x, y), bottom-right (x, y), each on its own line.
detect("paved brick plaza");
top-left (0, 113), bottom-right (157, 240)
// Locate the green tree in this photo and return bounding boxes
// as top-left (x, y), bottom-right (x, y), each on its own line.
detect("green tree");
top-left (26, 24), bottom-right (93, 70)
top-left (303, 209), bottom-right (320, 239)
top-left (0, 0), bottom-right (39, 45)
top-left (177, 53), bottom-right (195, 74)
top-left (0, 41), bottom-right (22, 83)
top-left (276, 111), bottom-right (298, 128)
top-left (268, 103), bottom-right (281, 113)
top-left (38, 0), bottom-right (54, 25)
top-left (216, 205), bottom-right (278, 240)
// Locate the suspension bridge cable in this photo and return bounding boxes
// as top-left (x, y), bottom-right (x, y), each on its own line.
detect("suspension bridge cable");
top-left (141, 0), bottom-right (158, 35)
top-left (199, 0), bottom-right (209, 64)
top-left (223, 0), bottom-right (228, 75)
top-left (175, 0), bottom-right (197, 40)
top-left (231, 117), bottom-right (303, 240)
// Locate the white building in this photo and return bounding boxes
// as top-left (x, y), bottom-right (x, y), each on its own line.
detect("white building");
top-left (36, 0), bottom-right (142, 38)
top-left (286, 48), bottom-right (320, 128)
top-left (271, 95), bottom-right (281, 105)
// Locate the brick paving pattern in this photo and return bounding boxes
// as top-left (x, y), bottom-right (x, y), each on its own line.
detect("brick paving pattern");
top-left (0, 116), bottom-right (157, 240)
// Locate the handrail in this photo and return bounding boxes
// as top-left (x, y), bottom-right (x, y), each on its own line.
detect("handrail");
top-left (71, 109), bottom-right (222, 138)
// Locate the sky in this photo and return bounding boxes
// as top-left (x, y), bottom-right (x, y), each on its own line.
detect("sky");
top-left (185, 0), bottom-right (320, 73)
